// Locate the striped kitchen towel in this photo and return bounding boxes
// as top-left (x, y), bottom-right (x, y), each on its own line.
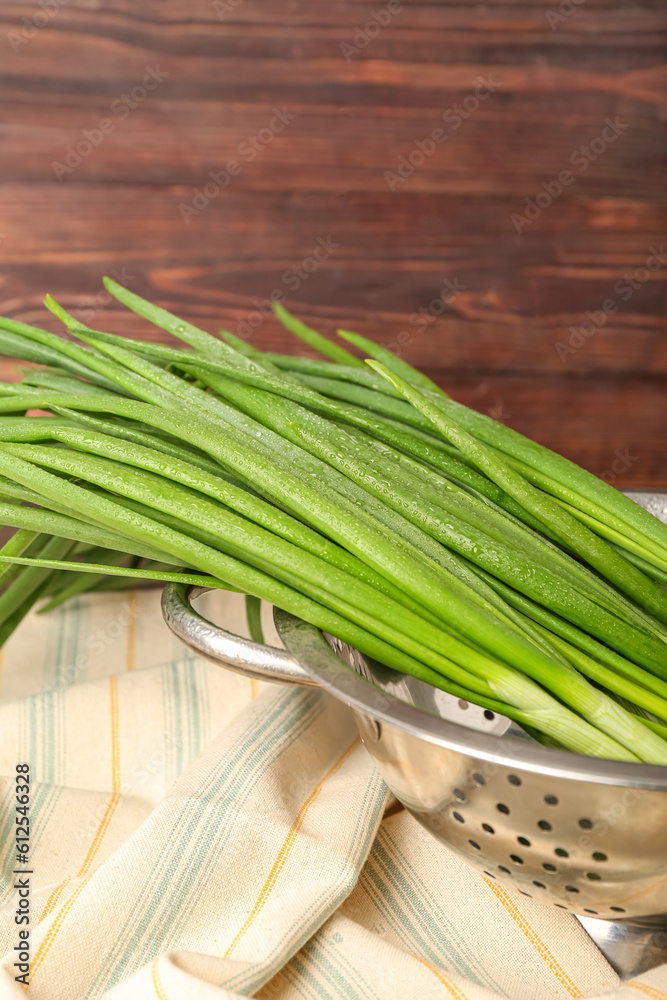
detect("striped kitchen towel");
top-left (0, 588), bottom-right (663, 999)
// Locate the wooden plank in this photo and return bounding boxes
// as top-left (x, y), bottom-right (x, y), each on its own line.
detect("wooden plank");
top-left (0, 0), bottom-right (664, 484)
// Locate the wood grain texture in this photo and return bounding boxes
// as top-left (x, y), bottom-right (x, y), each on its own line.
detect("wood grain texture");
top-left (0, 0), bottom-right (665, 483)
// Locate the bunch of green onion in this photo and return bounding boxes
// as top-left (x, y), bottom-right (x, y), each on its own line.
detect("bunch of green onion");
top-left (0, 280), bottom-right (666, 764)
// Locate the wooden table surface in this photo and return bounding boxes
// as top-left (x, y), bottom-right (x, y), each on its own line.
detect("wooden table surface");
top-left (1, 0), bottom-right (665, 485)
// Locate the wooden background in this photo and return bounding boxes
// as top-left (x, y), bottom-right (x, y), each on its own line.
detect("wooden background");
top-left (1, 0), bottom-right (665, 484)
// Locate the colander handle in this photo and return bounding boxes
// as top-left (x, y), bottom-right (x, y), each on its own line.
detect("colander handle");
top-left (161, 583), bottom-right (319, 687)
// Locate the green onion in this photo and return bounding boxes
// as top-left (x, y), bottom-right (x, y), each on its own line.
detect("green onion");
top-left (274, 303), bottom-right (364, 367)
top-left (337, 327), bottom-right (444, 394)
top-left (0, 534), bottom-right (75, 628)
top-left (0, 527), bottom-right (41, 589)
top-left (0, 293), bottom-right (664, 763)
top-left (98, 282), bottom-right (227, 360)
top-left (0, 554), bottom-right (236, 591)
top-left (368, 361), bottom-right (667, 629)
top-left (245, 594), bottom-right (264, 644)
top-left (427, 392), bottom-right (667, 558)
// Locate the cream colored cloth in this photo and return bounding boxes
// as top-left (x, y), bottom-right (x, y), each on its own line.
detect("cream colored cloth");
top-left (0, 589), bottom-right (664, 999)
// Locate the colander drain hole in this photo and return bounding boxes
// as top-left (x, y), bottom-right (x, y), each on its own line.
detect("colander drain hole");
top-left (449, 794), bottom-right (609, 894)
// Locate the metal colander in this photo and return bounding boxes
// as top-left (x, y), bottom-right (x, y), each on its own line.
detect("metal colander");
top-left (161, 489), bottom-right (667, 979)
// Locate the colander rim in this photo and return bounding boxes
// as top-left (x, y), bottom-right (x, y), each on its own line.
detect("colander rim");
top-left (274, 608), bottom-right (667, 791)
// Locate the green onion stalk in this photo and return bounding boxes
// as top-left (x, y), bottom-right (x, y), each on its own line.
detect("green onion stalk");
top-left (0, 285), bottom-right (664, 764)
